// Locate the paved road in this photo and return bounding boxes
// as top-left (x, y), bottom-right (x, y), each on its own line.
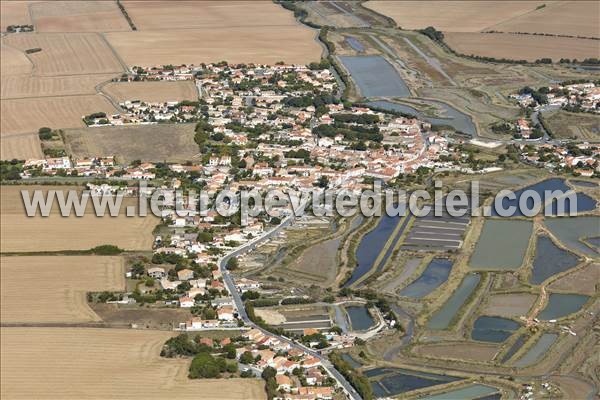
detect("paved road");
top-left (218, 217), bottom-right (362, 400)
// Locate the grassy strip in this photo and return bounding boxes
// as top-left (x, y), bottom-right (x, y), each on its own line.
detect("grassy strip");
top-left (339, 217), bottom-right (379, 287)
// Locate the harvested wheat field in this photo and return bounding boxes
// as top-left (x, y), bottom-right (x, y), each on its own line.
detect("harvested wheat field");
top-left (444, 33), bottom-right (600, 62)
top-left (1, 255), bottom-right (124, 323)
top-left (482, 293), bottom-right (538, 317)
top-left (0, 185), bottom-right (157, 252)
top-left (412, 342), bottom-right (500, 363)
top-left (1, 74), bottom-right (115, 99)
top-left (63, 123), bottom-right (199, 163)
top-left (0, 1), bottom-right (39, 32)
top-left (31, 1), bottom-right (131, 33)
top-left (364, 1), bottom-right (550, 32)
top-left (0, 42), bottom-right (32, 76)
top-left (3, 32), bottom-right (124, 76)
top-left (106, 26), bottom-right (321, 66)
top-left (1, 95), bottom-right (117, 136)
top-left (103, 81), bottom-right (198, 103)
top-left (0, 133), bottom-right (42, 160)
top-left (492, 1), bottom-right (600, 38)
top-left (121, 0), bottom-right (298, 30)
top-left (0, 328), bottom-right (266, 400)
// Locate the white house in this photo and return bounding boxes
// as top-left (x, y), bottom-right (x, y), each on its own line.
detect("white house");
top-left (217, 306), bottom-right (235, 321)
top-left (179, 296), bottom-right (195, 308)
top-left (148, 267), bottom-right (166, 279)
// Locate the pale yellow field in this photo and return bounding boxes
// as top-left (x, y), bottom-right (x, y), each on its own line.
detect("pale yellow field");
top-left (122, 0), bottom-right (298, 30)
top-left (444, 32), bottom-right (600, 62)
top-left (0, 185), bottom-right (157, 252)
top-left (106, 26), bottom-right (322, 66)
top-left (0, 42), bottom-right (32, 76)
top-left (492, 1), bottom-right (600, 38)
top-left (0, 133), bottom-right (42, 160)
top-left (364, 1), bottom-right (550, 32)
top-left (1, 256), bottom-right (124, 323)
top-left (1, 74), bottom-right (115, 99)
top-left (1, 95), bottom-right (117, 136)
top-left (0, 328), bottom-right (266, 400)
top-left (31, 1), bottom-right (131, 32)
top-left (3, 32), bottom-right (124, 76)
top-left (104, 80), bottom-right (198, 103)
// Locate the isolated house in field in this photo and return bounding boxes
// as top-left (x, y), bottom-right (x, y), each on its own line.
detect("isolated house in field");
top-left (148, 267), bottom-right (166, 278)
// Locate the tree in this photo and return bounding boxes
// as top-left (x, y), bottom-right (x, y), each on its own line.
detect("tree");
top-left (316, 175), bottom-right (329, 188)
top-left (226, 257), bottom-right (239, 270)
top-left (261, 366), bottom-right (277, 380)
top-left (189, 352), bottom-right (221, 379)
top-left (222, 343), bottom-right (237, 359)
top-left (197, 231), bottom-right (214, 243)
top-left (240, 351), bottom-right (254, 364)
top-left (241, 290), bottom-right (260, 301)
top-left (201, 307), bottom-right (217, 320)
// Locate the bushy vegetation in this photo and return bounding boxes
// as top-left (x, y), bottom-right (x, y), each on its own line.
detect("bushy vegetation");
top-left (329, 351), bottom-right (373, 400)
top-left (189, 352), bottom-right (237, 379)
top-left (90, 245), bottom-right (123, 255)
top-left (0, 160), bottom-right (23, 181)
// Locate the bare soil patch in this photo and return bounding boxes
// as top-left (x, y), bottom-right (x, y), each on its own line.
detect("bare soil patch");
top-left (105, 27), bottom-right (321, 66)
top-left (91, 303), bottom-right (199, 330)
top-left (31, 1), bottom-right (130, 33)
top-left (284, 237), bottom-right (340, 285)
top-left (482, 293), bottom-right (538, 317)
top-left (0, 328), bottom-right (266, 400)
top-left (255, 308), bottom-right (287, 325)
top-left (548, 263), bottom-right (600, 296)
top-left (544, 110), bottom-right (600, 140)
top-left (103, 81), bottom-right (198, 103)
top-left (412, 342), bottom-right (500, 362)
top-left (63, 123), bottom-right (199, 163)
top-left (444, 32), bottom-right (600, 62)
top-left (1, 255), bottom-right (124, 323)
top-left (0, 185), bottom-right (157, 252)
top-left (4, 32), bottom-right (124, 76)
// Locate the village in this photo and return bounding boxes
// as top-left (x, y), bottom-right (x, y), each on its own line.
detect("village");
top-left (510, 81), bottom-right (600, 113)
top-left (6, 63), bottom-right (600, 400)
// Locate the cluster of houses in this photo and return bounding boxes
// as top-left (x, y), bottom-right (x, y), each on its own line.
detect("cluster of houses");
top-left (518, 142), bottom-right (599, 176)
top-left (236, 328), bottom-right (340, 399)
top-left (119, 65), bottom-right (197, 82)
top-left (511, 81), bottom-right (599, 113)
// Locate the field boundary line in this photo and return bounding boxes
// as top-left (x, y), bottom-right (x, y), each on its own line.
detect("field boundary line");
top-left (478, 1), bottom-right (566, 33)
top-left (99, 32), bottom-right (129, 73)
